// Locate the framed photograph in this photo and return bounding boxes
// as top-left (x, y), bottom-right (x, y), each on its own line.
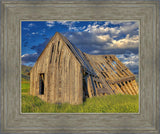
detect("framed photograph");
top-left (1, 0), bottom-right (159, 133)
top-left (21, 20), bottom-right (140, 113)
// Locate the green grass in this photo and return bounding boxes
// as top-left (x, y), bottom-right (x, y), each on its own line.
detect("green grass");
top-left (21, 81), bottom-right (30, 94)
top-left (21, 80), bottom-right (139, 113)
top-left (21, 94), bottom-right (139, 113)
top-left (21, 65), bottom-right (139, 113)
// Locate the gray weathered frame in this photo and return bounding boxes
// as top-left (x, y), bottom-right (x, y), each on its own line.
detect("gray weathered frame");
top-left (1, 0), bottom-right (159, 133)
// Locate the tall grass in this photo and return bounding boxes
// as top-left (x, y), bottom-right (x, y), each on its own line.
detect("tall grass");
top-left (21, 81), bottom-right (139, 113)
top-left (21, 81), bottom-right (30, 94)
top-left (21, 94), bottom-right (139, 113)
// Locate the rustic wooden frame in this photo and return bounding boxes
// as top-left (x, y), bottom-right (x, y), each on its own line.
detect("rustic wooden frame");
top-left (1, 0), bottom-right (159, 133)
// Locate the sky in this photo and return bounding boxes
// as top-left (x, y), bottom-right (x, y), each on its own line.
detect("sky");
top-left (21, 21), bottom-right (139, 74)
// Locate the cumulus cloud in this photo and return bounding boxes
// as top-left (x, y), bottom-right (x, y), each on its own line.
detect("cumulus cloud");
top-left (57, 21), bottom-right (75, 26)
top-left (23, 28), bottom-right (30, 31)
top-left (22, 21), bottom-right (139, 74)
top-left (116, 51), bottom-right (139, 74)
top-left (64, 28), bottom-right (139, 55)
top-left (46, 21), bottom-right (55, 27)
top-left (96, 34), bottom-right (111, 42)
top-left (57, 21), bottom-right (75, 29)
top-left (111, 34), bottom-right (139, 48)
top-left (57, 21), bottom-right (86, 32)
top-left (28, 23), bottom-right (34, 27)
top-left (21, 53), bottom-right (39, 64)
top-left (32, 32), bottom-right (39, 35)
top-left (84, 21), bottom-right (139, 37)
top-left (90, 50), bottom-right (100, 54)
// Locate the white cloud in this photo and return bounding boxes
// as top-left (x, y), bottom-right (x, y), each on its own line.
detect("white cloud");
top-left (57, 21), bottom-right (75, 27)
top-left (21, 53), bottom-right (38, 64)
top-left (112, 34), bottom-right (139, 48)
top-left (23, 28), bottom-right (30, 31)
top-left (69, 26), bottom-right (78, 31)
top-left (57, 21), bottom-right (84, 31)
top-left (84, 23), bottom-right (120, 35)
top-left (96, 34), bottom-right (111, 41)
top-left (103, 22), bottom-right (109, 26)
top-left (32, 32), bottom-right (39, 35)
top-left (60, 21), bottom-right (78, 31)
top-left (64, 21), bottom-right (139, 56)
top-left (28, 23), bottom-right (34, 27)
top-left (46, 21), bottom-right (55, 27)
top-left (116, 52), bottom-right (139, 74)
top-left (119, 21), bottom-right (139, 34)
top-left (84, 21), bottom-right (139, 37)
top-left (90, 50), bottom-right (100, 54)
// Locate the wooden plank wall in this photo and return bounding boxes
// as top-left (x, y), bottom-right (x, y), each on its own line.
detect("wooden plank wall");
top-left (30, 33), bottom-right (83, 104)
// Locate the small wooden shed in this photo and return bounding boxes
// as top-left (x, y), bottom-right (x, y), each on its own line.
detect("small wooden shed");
top-left (30, 32), bottom-right (139, 104)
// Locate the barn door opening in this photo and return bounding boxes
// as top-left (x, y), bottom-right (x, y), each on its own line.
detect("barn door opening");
top-left (39, 73), bottom-right (45, 95)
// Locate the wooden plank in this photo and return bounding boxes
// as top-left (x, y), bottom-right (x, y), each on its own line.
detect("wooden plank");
top-left (63, 49), bottom-right (67, 103)
top-left (109, 56), bottom-right (127, 77)
top-left (89, 56), bottom-right (117, 94)
top-left (132, 80), bottom-right (139, 94)
top-left (78, 63), bottom-right (83, 104)
top-left (107, 56), bottom-right (125, 78)
top-left (121, 82), bottom-right (130, 94)
top-left (93, 80), bottom-right (98, 96)
top-left (92, 77), bottom-right (102, 83)
top-left (100, 57), bottom-right (118, 80)
top-left (70, 56), bottom-right (75, 104)
top-left (90, 76), bottom-right (97, 96)
top-left (128, 80), bottom-right (137, 95)
top-left (99, 57), bottom-right (135, 95)
top-left (114, 84), bottom-right (124, 94)
top-left (105, 56), bottom-right (121, 79)
top-left (125, 81), bottom-right (136, 95)
top-left (87, 76), bottom-right (93, 98)
top-left (113, 56), bottom-right (130, 76)
top-left (106, 76), bottom-right (135, 84)
top-left (85, 55), bottom-right (113, 95)
top-left (123, 82), bottom-right (133, 95)
top-left (119, 83), bottom-right (129, 94)
top-left (67, 54), bottom-right (71, 104)
top-left (97, 88), bottom-right (111, 94)
top-left (113, 56), bottom-right (134, 76)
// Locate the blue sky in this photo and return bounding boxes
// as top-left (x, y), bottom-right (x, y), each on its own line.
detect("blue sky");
top-left (21, 21), bottom-right (139, 74)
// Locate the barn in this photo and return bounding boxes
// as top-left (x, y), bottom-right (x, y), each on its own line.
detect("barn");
top-left (30, 32), bottom-right (139, 105)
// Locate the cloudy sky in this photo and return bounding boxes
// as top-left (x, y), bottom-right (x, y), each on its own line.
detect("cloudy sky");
top-left (21, 21), bottom-right (139, 74)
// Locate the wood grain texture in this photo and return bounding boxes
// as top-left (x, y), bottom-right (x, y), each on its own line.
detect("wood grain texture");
top-left (1, 0), bottom-right (159, 133)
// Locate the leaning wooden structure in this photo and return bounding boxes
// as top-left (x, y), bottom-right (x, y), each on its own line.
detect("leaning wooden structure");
top-left (30, 32), bottom-right (139, 104)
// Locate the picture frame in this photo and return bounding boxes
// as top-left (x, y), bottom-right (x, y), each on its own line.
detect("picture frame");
top-left (1, 0), bottom-right (159, 133)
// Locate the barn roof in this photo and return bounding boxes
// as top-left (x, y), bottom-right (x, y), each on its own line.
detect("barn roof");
top-left (57, 32), bottom-right (97, 76)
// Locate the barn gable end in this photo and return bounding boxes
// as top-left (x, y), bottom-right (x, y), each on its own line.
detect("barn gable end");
top-left (30, 32), bottom-right (83, 104)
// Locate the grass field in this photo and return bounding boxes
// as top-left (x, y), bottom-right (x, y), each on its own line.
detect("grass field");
top-left (21, 81), bottom-right (30, 94)
top-left (21, 81), bottom-right (139, 113)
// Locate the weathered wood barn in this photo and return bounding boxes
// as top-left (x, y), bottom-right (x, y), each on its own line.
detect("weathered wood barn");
top-left (30, 32), bottom-right (139, 104)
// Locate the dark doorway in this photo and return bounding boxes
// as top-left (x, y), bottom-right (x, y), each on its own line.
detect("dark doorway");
top-left (39, 73), bottom-right (45, 95)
